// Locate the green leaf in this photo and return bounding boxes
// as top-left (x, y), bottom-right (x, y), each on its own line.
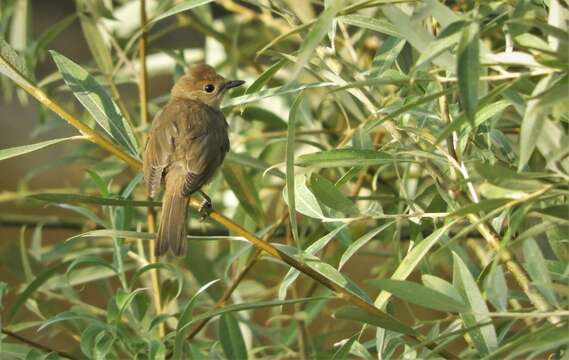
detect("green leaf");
top-left (173, 279), bottom-right (220, 360)
top-left (339, 222), bottom-right (393, 270)
top-left (339, 15), bottom-right (403, 38)
top-left (245, 59), bottom-right (285, 95)
top-left (222, 81), bottom-right (334, 109)
top-left (534, 205), bottom-right (569, 224)
top-left (297, 149), bottom-right (400, 168)
top-left (331, 336), bottom-right (357, 360)
top-left (304, 256), bottom-right (371, 303)
top-left (477, 183), bottom-right (529, 200)
top-left (50, 51), bottom-right (139, 156)
top-left (93, 331), bottom-right (114, 359)
top-left (177, 297), bottom-right (329, 339)
top-left (38, 310), bottom-right (105, 332)
top-left (286, 93), bottom-right (304, 244)
top-left (519, 74), bottom-right (557, 170)
top-left (240, 106), bottom-right (287, 130)
top-left (367, 279), bottom-right (467, 313)
top-left (148, 340), bottom-right (166, 360)
top-left (416, 29), bottom-right (461, 68)
top-left (132, 263), bottom-right (184, 303)
top-left (421, 274), bottom-right (464, 305)
top-left (365, 88), bottom-right (454, 131)
top-left (0, 136), bottom-right (82, 161)
top-left (66, 255), bottom-right (116, 282)
top-left (310, 174), bottom-right (359, 215)
top-left (381, 5), bottom-right (454, 69)
top-left (453, 252), bottom-right (497, 354)
top-left (222, 162), bottom-right (264, 226)
top-left (115, 288), bottom-right (148, 324)
top-left (450, 199), bottom-right (510, 217)
top-left (0, 37), bottom-right (32, 85)
top-left (351, 128), bottom-right (373, 150)
top-left (225, 151), bottom-right (285, 179)
top-left (484, 265), bottom-right (508, 312)
top-left (0, 281), bottom-right (8, 308)
top-left (457, 20), bottom-right (480, 123)
top-left (151, 0), bottom-right (215, 23)
top-left (522, 238), bottom-right (558, 306)
top-left (487, 323), bottom-right (569, 360)
top-left (333, 306), bottom-right (416, 335)
top-left (283, 174), bottom-right (325, 220)
top-left (289, 0), bottom-right (342, 83)
top-left (7, 262), bottom-right (68, 323)
top-left (80, 324), bottom-right (107, 358)
top-left (78, 14), bottom-right (113, 74)
top-left (218, 314), bottom-right (248, 360)
top-left (374, 224), bottom-right (453, 309)
top-left (436, 100), bottom-right (512, 144)
top-left (278, 225), bottom-right (347, 299)
top-left (29, 193), bottom-right (160, 207)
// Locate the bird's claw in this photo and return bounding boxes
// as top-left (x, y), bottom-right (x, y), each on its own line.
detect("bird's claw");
top-left (198, 191), bottom-right (213, 221)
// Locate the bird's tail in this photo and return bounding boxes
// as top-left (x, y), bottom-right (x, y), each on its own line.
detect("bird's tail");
top-left (156, 172), bottom-right (188, 257)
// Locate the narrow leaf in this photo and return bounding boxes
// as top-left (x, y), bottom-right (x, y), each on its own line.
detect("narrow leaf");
top-left (0, 136), bottom-right (82, 161)
top-left (278, 225), bottom-right (347, 299)
top-left (29, 193), bottom-right (160, 207)
top-left (457, 20), bottom-right (480, 123)
top-left (522, 238), bottom-right (558, 306)
top-left (367, 279), bottom-right (468, 312)
top-left (310, 174), bottom-right (359, 215)
top-left (218, 314), bottom-right (248, 360)
top-left (286, 93), bottom-right (304, 244)
top-left (519, 74), bottom-right (557, 170)
top-left (297, 149), bottom-right (400, 168)
top-left (50, 51), bottom-right (139, 156)
top-left (0, 38), bottom-right (32, 85)
top-left (374, 223), bottom-right (453, 309)
top-left (453, 252), bottom-right (497, 354)
top-left (339, 222), bottom-right (393, 270)
top-left (289, 0), bottom-right (342, 83)
top-left (173, 279), bottom-right (220, 359)
top-left (334, 306), bottom-right (416, 335)
top-left (339, 15), bottom-right (403, 38)
top-left (283, 174), bottom-right (325, 220)
top-left (78, 14), bottom-right (113, 74)
top-left (151, 0), bottom-right (215, 23)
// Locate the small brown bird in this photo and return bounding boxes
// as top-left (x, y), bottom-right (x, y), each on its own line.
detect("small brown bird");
top-left (143, 64), bottom-right (244, 256)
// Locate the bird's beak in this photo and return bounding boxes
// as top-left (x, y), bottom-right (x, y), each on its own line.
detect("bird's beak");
top-left (223, 80), bottom-right (245, 90)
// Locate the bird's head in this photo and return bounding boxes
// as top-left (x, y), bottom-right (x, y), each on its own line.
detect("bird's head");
top-left (171, 64), bottom-right (244, 108)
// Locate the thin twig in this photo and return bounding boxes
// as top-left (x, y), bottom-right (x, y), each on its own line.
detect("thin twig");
top-left (1, 329), bottom-right (78, 360)
top-left (147, 206), bottom-right (164, 337)
top-left (139, 0), bottom-right (149, 126)
top-left (138, 0), bottom-right (163, 338)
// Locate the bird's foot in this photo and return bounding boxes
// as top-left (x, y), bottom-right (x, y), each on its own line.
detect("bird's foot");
top-left (197, 190), bottom-right (213, 221)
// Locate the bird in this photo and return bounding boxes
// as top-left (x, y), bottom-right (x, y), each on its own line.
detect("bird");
top-left (143, 64), bottom-right (244, 256)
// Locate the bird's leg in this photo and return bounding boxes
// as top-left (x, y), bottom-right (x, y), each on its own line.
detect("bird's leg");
top-left (197, 190), bottom-right (213, 221)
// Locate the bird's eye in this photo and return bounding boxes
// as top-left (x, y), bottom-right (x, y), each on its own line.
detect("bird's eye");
top-left (204, 84), bottom-right (215, 93)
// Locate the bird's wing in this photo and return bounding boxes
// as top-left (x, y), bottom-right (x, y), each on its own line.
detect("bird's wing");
top-left (180, 107), bottom-right (228, 196)
top-left (143, 106), bottom-right (176, 197)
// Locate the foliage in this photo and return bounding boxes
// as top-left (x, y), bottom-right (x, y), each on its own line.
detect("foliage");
top-left (1, 0), bottom-right (568, 359)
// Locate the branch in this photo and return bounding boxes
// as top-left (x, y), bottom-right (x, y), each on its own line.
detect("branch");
top-left (1, 328), bottom-right (78, 360)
